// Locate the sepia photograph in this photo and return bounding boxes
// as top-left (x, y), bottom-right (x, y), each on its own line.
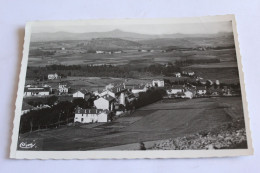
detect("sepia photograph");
top-left (10, 15), bottom-right (253, 159)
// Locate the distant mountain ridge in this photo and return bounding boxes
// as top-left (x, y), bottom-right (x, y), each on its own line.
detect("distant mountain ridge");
top-left (31, 29), bottom-right (233, 42)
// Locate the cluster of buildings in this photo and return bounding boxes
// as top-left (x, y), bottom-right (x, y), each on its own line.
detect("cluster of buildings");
top-left (165, 81), bottom-right (237, 99)
top-left (23, 69), bottom-right (240, 125)
top-left (73, 80), bottom-right (165, 124)
top-left (74, 83), bottom-right (135, 124)
top-left (23, 83), bottom-right (69, 97)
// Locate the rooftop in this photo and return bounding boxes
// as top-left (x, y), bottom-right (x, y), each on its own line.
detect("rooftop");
top-left (102, 94), bottom-right (115, 101)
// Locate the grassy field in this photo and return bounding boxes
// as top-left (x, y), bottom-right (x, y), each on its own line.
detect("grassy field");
top-left (19, 97), bottom-right (245, 150)
top-left (28, 48), bottom-right (237, 67)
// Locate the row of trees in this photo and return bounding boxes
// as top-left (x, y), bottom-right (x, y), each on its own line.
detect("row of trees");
top-left (26, 63), bottom-right (182, 80)
top-left (135, 88), bottom-right (166, 108)
top-left (29, 49), bottom-right (56, 56)
top-left (175, 58), bottom-right (220, 67)
top-left (19, 98), bottom-right (94, 134)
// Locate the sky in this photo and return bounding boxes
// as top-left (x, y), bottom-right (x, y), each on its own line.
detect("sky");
top-left (31, 21), bottom-right (233, 35)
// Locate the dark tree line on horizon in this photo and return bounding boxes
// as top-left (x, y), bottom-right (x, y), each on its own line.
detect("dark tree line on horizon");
top-left (26, 63), bottom-right (182, 80)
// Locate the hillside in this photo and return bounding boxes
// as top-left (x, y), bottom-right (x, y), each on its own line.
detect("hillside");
top-left (139, 33), bottom-right (235, 48)
top-left (31, 29), bottom-right (234, 45)
top-left (85, 38), bottom-right (148, 50)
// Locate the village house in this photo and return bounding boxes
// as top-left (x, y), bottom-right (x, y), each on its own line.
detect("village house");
top-left (173, 72), bottom-right (181, 78)
top-left (166, 85), bottom-right (184, 95)
top-left (131, 85), bottom-right (148, 94)
top-left (73, 90), bottom-right (90, 100)
top-left (152, 79), bottom-right (165, 87)
top-left (74, 107), bottom-right (109, 123)
top-left (94, 94), bottom-right (115, 111)
top-left (58, 83), bottom-right (69, 95)
top-left (48, 73), bottom-right (59, 80)
top-left (103, 85), bottom-right (127, 99)
top-left (24, 85), bottom-right (52, 96)
top-left (181, 90), bottom-right (194, 99)
top-left (196, 86), bottom-right (207, 95)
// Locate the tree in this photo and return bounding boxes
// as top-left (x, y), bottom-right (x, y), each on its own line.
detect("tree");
top-left (47, 96), bottom-right (58, 106)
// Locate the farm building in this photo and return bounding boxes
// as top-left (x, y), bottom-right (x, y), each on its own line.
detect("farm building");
top-left (152, 79), bottom-right (164, 87)
top-left (24, 86), bottom-right (52, 96)
top-left (94, 94), bottom-right (115, 111)
top-left (196, 86), bottom-right (207, 95)
top-left (131, 85), bottom-right (148, 94)
top-left (48, 73), bottom-right (59, 80)
top-left (74, 107), bottom-right (109, 123)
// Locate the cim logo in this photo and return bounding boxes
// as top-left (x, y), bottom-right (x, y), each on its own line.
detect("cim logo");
top-left (19, 142), bottom-right (36, 149)
top-left (18, 138), bottom-right (42, 150)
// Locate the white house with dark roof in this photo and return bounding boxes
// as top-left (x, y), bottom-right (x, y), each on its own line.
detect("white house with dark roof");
top-left (74, 107), bottom-right (109, 123)
top-left (73, 90), bottom-right (89, 99)
top-left (94, 94), bottom-right (115, 111)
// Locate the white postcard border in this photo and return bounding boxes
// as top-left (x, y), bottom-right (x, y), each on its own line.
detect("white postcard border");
top-left (10, 14), bottom-right (254, 159)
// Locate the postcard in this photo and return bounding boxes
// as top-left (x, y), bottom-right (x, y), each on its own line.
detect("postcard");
top-left (10, 15), bottom-right (253, 159)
